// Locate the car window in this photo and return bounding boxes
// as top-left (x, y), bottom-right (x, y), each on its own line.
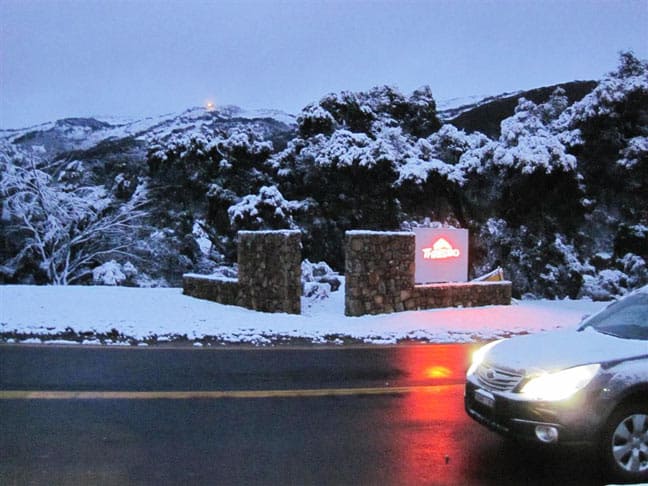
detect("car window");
top-left (582, 293), bottom-right (648, 340)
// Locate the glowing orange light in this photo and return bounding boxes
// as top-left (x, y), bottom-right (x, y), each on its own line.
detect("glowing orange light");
top-left (421, 237), bottom-right (461, 260)
top-left (424, 366), bottom-right (452, 379)
top-left (206, 101), bottom-right (215, 111)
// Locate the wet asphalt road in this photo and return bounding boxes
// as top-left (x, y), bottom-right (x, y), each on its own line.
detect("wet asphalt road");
top-left (0, 344), bottom-right (606, 485)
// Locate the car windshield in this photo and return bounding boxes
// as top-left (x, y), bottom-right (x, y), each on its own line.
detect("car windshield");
top-left (581, 293), bottom-right (648, 340)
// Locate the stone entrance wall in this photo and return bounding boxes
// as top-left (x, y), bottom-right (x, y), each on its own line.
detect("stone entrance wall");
top-left (345, 231), bottom-right (416, 316)
top-left (345, 230), bottom-right (512, 316)
top-left (237, 230), bottom-right (302, 314)
top-left (185, 229), bottom-right (511, 317)
top-left (183, 230), bottom-right (301, 314)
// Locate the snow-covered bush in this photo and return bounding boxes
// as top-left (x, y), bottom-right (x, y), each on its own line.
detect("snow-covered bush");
top-left (131, 228), bottom-right (198, 287)
top-left (618, 136), bottom-right (648, 169)
top-left (460, 89), bottom-right (576, 176)
top-left (318, 90), bottom-right (376, 134)
top-left (557, 51), bottom-right (648, 230)
top-left (558, 52), bottom-right (648, 129)
top-left (396, 137), bottom-right (465, 186)
top-left (297, 103), bottom-right (336, 137)
top-left (403, 86), bottom-right (442, 138)
top-left (459, 89), bottom-right (586, 235)
top-left (619, 253), bottom-right (648, 289)
top-left (210, 264), bottom-right (238, 280)
top-left (301, 259), bottom-right (341, 303)
top-left (301, 259), bottom-right (341, 291)
top-left (302, 281), bottom-right (332, 302)
top-left (113, 172), bottom-right (140, 199)
top-left (615, 223), bottom-right (648, 258)
top-left (476, 219), bottom-right (593, 299)
top-left (92, 260), bottom-right (138, 286)
top-left (427, 124), bottom-right (490, 167)
top-left (578, 253), bottom-right (647, 301)
top-left (271, 87), bottom-right (443, 268)
top-left (580, 270), bottom-right (629, 301)
top-left (228, 186), bottom-right (304, 231)
top-left (57, 160), bottom-right (87, 188)
top-left (93, 265), bottom-right (125, 286)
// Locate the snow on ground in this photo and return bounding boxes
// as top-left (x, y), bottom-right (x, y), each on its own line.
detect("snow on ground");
top-left (0, 284), bottom-right (607, 346)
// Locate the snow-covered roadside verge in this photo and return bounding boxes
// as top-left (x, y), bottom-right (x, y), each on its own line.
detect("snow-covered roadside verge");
top-left (0, 285), bottom-right (606, 346)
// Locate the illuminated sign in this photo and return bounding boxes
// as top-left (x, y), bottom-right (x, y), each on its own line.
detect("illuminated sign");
top-left (414, 228), bottom-right (468, 284)
top-left (422, 238), bottom-right (461, 260)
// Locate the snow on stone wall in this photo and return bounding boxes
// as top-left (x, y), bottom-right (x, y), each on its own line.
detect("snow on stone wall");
top-left (344, 231), bottom-right (511, 316)
top-left (183, 230), bottom-right (302, 314)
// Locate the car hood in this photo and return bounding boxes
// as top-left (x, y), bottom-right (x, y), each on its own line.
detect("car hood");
top-left (485, 327), bottom-right (648, 374)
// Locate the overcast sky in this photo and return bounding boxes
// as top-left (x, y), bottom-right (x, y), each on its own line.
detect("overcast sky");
top-left (1, 0), bottom-right (647, 129)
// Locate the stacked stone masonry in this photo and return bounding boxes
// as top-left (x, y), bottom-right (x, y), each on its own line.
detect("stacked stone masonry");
top-left (237, 230), bottom-right (302, 314)
top-left (182, 274), bottom-right (239, 306)
top-left (345, 231), bottom-right (512, 316)
top-left (183, 230), bottom-right (301, 314)
top-left (345, 231), bottom-right (416, 316)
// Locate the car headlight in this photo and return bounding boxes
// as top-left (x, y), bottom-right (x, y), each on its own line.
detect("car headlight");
top-left (520, 363), bottom-right (600, 401)
top-left (467, 339), bottom-right (503, 376)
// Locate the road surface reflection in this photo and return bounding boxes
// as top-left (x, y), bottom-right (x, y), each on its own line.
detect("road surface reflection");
top-left (386, 344), bottom-right (603, 485)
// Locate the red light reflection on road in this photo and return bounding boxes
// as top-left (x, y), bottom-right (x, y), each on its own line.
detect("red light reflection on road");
top-left (390, 345), bottom-right (477, 485)
top-left (399, 344), bottom-right (471, 386)
top-left (424, 366), bottom-right (452, 379)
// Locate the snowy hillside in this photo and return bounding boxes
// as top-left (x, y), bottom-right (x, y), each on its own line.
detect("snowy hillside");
top-left (0, 105), bottom-right (296, 156)
top-left (436, 92), bottom-right (520, 120)
top-left (439, 81), bottom-right (598, 137)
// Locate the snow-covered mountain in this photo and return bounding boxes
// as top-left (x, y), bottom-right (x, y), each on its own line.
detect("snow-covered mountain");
top-left (0, 105), bottom-right (296, 157)
top-left (436, 92), bottom-right (518, 119)
top-left (438, 80), bottom-right (598, 138)
top-left (0, 80), bottom-right (594, 160)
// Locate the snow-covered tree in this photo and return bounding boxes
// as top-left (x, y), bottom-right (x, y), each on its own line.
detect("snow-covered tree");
top-left (395, 131), bottom-right (470, 224)
top-left (297, 103), bottom-right (336, 138)
top-left (404, 86), bottom-right (442, 137)
top-left (458, 89), bottom-right (585, 231)
top-left (557, 51), bottom-right (648, 222)
top-left (318, 90), bottom-right (376, 134)
top-left (1, 144), bottom-right (148, 284)
top-left (227, 185), bottom-right (305, 231)
top-left (460, 90), bottom-right (577, 175)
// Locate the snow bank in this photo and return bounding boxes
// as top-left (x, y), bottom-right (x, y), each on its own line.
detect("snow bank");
top-left (0, 285), bottom-right (606, 345)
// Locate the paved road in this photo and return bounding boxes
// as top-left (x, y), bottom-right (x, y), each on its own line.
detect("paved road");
top-left (0, 344), bottom-right (606, 485)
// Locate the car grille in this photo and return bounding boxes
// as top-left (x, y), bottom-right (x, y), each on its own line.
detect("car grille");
top-left (476, 363), bottom-right (523, 392)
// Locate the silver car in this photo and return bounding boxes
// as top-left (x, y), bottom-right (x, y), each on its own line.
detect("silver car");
top-left (465, 285), bottom-right (648, 483)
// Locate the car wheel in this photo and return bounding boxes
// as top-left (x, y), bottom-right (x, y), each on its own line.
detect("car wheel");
top-left (601, 403), bottom-right (648, 483)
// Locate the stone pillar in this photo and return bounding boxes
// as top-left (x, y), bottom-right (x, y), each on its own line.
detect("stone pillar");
top-left (345, 231), bottom-right (415, 316)
top-left (237, 230), bottom-right (302, 314)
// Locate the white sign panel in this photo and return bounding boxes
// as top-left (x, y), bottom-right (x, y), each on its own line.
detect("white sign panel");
top-left (414, 228), bottom-right (469, 284)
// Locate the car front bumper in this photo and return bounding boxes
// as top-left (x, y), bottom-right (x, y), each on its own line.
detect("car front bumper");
top-left (464, 378), bottom-right (607, 445)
